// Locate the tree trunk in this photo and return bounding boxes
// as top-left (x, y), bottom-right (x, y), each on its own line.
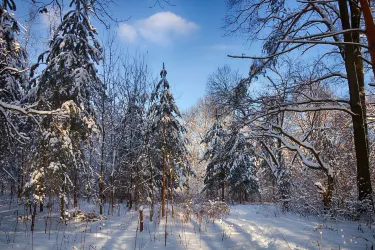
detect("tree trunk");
top-left (60, 195), bottom-right (64, 221)
top-left (134, 164), bottom-right (139, 210)
top-left (31, 202), bottom-right (37, 232)
top-left (272, 177), bottom-right (275, 202)
top-left (39, 143), bottom-right (47, 214)
top-left (10, 183), bottom-right (13, 201)
top-left (150, 161), bottom-right (154, 222)
top-left (139, 210), bottom-right (143, 232)
top-left (99, 82), bottom-right (105, 215)
top-left (40, 200), bottom-right (43, 213)
top-left (162, 126), bottom-right (166, 217)
top-left (111, 186), bottom-right (114, 215)
top-left (17, 150), bottom-right (23, 200)
top-left (162, 153), bottom-right (165, 217)
top-left (358, 0), bottom-right (375, 80)
top-left (146, 124), bottom-right (154, 221)
top-left (350, 0), bottom-right (369, 151)
top-left (99, 173), bottom-right (104, 214)
top-left (129, 174), bottom-right (133, 210)
top-left (221, 182), bottom-right (225, 202)
top-left (169, 169), bottom-right (174, 217)
top-left (74, 166), bottom-right (78, 209)
top-left (60, 183), bottom-right (65, 221)
top-left (111, 150), bottom-right (116, 215)
top-left (129, 192), bottom-right (132, 210)
top-left (165, 174), bottom-right (168, 246)
top-left (323, 175), bottom-right (334, 208)
top-left (338, 0), bottom-right (373, 202)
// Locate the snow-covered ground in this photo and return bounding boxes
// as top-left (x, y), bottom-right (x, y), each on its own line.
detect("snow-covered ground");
top-left (0, 198), bottom-right (374, 250)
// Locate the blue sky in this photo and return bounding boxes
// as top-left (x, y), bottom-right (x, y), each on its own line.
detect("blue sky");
top-left (109, 0), bottom-right (256, 111)
top-left (17, 0), bottom-right (259, 111)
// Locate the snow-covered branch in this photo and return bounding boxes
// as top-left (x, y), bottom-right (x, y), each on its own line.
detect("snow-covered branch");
top-left (0, 101), bottom-right (68, 117)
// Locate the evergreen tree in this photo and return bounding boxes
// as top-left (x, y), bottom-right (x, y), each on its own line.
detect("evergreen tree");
top-left (148, 63), bottom-right (191, 217)
top-left (0, 0), bottom-right (27, 145)
top-left (225, 132), bottom-right (259, 203)
top-left (28, 0), bottom-right (103, 220)
top-left (118, 84), bottom-right (149, 209)
top-left (201, 117), bottom-right (228, 201)
top-left (0, 0), bottom-right (26, 103)
top-left (0, 1), bottom-right (30, 203)
top-left (202, 118), bottom-right (259, 202)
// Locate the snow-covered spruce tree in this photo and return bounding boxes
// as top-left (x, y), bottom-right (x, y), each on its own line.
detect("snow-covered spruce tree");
top-left (148, 63), bottom-right (192, 217)
top-left (201, 116), bottom-right (229, 201)
top-left (0, 0), bottom-right (26, 103)
top-left (0, 0), bottom-right (31, 202)
top-left (225, 131), bottom-right (259, 203)
top-left (29, 0), bottom-right (103, 220)
top-left (0, 0), bottom-right (27, 148)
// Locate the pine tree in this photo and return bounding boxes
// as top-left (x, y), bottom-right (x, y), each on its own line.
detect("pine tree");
top-left (29, 0), bottom-right (103, 220)
top-left (148, 63), bottom-right (191, 217)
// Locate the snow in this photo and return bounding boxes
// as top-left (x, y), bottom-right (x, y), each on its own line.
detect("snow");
top-left (0, 199), bottom-right (373, 250)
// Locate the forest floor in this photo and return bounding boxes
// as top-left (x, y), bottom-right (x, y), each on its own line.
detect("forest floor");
top-left (0, 198), bottom-right (374, 250)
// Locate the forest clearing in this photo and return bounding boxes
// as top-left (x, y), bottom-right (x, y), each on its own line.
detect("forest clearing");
top-left (1, 199), bottom-right (374, 250)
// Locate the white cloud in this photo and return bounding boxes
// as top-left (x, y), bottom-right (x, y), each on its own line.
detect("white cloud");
top-left (118, 23), bottom-right (138, 43)
top-left (117, 12), bottom-right (198, 45)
